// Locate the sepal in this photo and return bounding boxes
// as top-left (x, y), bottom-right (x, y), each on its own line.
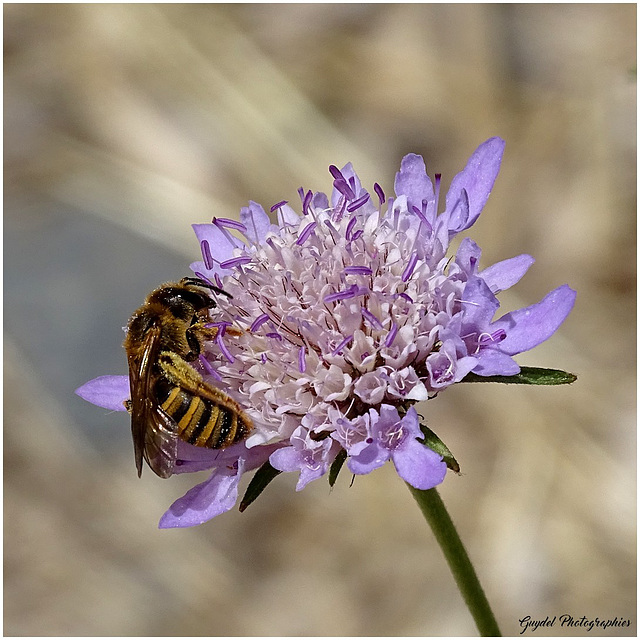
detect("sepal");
top-left (328, 448), bottom-right (348, 487)
top-left (461, 366), bottom-right (577, 385)
top-left (238, 460), bottom-right (281, 512)
top-left (418, 423), bottom-right (460, 473)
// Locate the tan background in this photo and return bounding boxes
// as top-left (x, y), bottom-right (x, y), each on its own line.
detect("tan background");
top-left (4, 4), bottom-right (636, 636)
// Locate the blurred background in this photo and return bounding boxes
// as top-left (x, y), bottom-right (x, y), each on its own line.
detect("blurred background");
top-left (4, 4), bottom-right (636, 636)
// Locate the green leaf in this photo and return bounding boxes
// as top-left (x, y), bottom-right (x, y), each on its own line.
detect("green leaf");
top-left (419, 424), bottom-right (460, 473)
top-left (461, 366), bottom-right (577, 386)
top-left (328, 448), bottom-right (347, 487)
top-left (239, 461), bottom-right (281, 512)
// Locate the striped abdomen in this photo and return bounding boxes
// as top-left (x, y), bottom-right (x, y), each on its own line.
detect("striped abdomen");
top-left (155, 378), bottom-right (251, 449)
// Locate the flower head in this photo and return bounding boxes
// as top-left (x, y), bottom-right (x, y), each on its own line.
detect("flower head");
top-left (76, 138), bottom-right (576, 527)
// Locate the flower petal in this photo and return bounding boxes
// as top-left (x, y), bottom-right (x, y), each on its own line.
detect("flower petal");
top-left (445, 137), bottom-right (505, 234)
top-left (461, 276), bottom-right (500, 328)
top-left (158, 460), bottom-right (245, 528)
top-left (455, 237), bottom-right (482, 276)
top-left (75, 375), bottom-right (130, 411)
top-left (471, 349), bottom-right (521, 376)
top-left (391, 410), bottom-right (447, 490)
top-left (394, 153), bottom-right (435, 215)
top-left (480, 254), bottom-right (535, 293)
top-left (492, 284), bottom-right (577, 355)
top-left (192, 223), bottom-right (242, 262)
top-left (241, 201), bottom-right (276, 245)
top-left (347, 441), bottom-right (389, 475)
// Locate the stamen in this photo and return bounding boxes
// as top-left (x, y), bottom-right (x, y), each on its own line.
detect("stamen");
top-left (332, 334), bottom-right (353, 355)
top-left (401, 251), bottom-right (419, 282)
top-left (324, 285), bottom-right (359, 303)
top-left (374, 182), bottom-right (385, 205)
top-left (213, 273), bottom-right (224, 290)
top-left (344, 266), bottom-right (373, 276)
top-left (322, 218), bottom-right (341, 244)
top-left (328, 165), bottom-right (343, 180)
top-left (384, 321), bottom-right (398, 347)
top-left (199, 354), bottom-right (222, 380)
top-left (434, 173), bottom-right (442, 214)
top-left (270, 200), bottom-right (288, 212)
top-left (396, 292), bottom-right (413, 304)
top-left (333, 195), bottom-right (347, 223)
top-left (298, 345), bottom-right (307, 373)
top-left (296, 221), bottom-right (317, 245)
top-left (361, 307), bottom-right (383, 330)
top-left (478, 329), bottom-right (507, 345)
top-left (333, 178), bottom-right (356, 200)
top-left (347, 193), bottom-right (370, 212)
top-left (302, 190), bottom-right (313, 216)
top-left (345, 216), bottom-right (358, 241)
top-left (250, 313), bottom-right (270, 332)
top-left (200, 240), bottom-right (214, 270)
top-left (220, 256), bottom-right (252, 269)
top-left (411, 205), bottom-right (430, 229)
top-left (212, 217), bottom-right (248, 233)
top-left (327, 285), bottom-right (368, 304)
top-left (216, 334), bottom-right (235, 363)
top-left (350, 229), bottom-right (364, 242)
top-left (265, 332), bottom-right (283, 341)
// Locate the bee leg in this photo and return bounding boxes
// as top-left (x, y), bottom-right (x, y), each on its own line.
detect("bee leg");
top-left (184, 323), bottom-right (244, 361)
top-left (184, 323), bottom-right (221, 361)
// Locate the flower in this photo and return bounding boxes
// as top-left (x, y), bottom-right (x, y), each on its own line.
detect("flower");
top-left (76, 137), bottom-right (576, 527)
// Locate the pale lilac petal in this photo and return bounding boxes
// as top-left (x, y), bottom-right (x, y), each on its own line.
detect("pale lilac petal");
top-left (461, 277), bottom-right (500, 327)
top-left (241, 200), bottom-right (275, 244)
top-left (75, 375), bottom-right (129, 411)
top-left (276, 203), bottom-right (300, 228)
top-left (159, 459), bottom-right (245, 528)
top-left (445, 137), bottom-right (505, 233)
top-left (192, 223), bottom-right (242, 262)
top-left (454, 355), bottom-right (479, 380)
top-left (394, 153), bottom-right (435, 215)
top-left (312, 191), bottom-right (329, 212)
top-left (330, 162), bottom-right (366, 209)
top-left (269, 443), bottom-right (330, 491)
top-left (492, 285), bottom-right (577, 355)
top-left (347, 441), bottom-right (389, 475)
top-left (480, 254), bottom-right (535, 293)
top-left (471, 350), bottom-right (521, 376)
top-left (384, 408), bottom-right (446, 489)
top-left (455, 237), bottom-right (482, 275)
top-left (269, 446), bottom-right (303, 473)
top-left (392, 437), bottom-right (447, 490)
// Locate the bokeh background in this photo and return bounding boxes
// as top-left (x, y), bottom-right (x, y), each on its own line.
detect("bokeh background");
top-left (4, 4), bottom-right (636, 637)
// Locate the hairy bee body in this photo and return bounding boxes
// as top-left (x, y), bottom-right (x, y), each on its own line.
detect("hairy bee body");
top-left (123, 278), bottom-right (252, 478)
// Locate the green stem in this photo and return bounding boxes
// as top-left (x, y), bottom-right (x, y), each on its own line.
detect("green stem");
top-left (407, 485), bottom-right (501, 637)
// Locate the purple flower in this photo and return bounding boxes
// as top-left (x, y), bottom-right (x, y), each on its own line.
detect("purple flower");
top-left (342, 406), bottom-right (446, 490)
top-left (76, 138), bottom-right (576, 527)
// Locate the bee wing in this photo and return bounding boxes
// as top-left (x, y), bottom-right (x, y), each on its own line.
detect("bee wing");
top-left (128, 322), bottom-right (178, 478)
top-left (142, 404), bottom-right (178, 479)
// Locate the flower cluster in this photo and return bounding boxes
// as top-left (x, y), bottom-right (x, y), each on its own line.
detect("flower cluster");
top-left (77, 138), bottom-right (576, 528)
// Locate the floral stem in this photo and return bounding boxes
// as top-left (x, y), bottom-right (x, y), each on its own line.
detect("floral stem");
top-left (407, 485), bottom-right (501, 637)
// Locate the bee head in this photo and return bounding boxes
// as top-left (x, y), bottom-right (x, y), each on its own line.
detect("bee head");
top-left (149, 284), bottom-right (215, 320)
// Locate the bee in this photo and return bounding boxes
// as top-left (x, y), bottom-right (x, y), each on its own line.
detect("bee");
top-left (123, 277), bottom-right (253, 478)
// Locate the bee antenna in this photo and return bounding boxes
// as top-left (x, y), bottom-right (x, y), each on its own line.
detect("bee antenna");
top-left (181, 277), bottom-right (233, 299)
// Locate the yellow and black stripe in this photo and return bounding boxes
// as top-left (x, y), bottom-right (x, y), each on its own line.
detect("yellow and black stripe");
top-left (155, 378), bottom-right (249, 449)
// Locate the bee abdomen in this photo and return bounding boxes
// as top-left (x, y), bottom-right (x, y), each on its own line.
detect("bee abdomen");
top-left (156, 379), bottom-right (249, 449)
